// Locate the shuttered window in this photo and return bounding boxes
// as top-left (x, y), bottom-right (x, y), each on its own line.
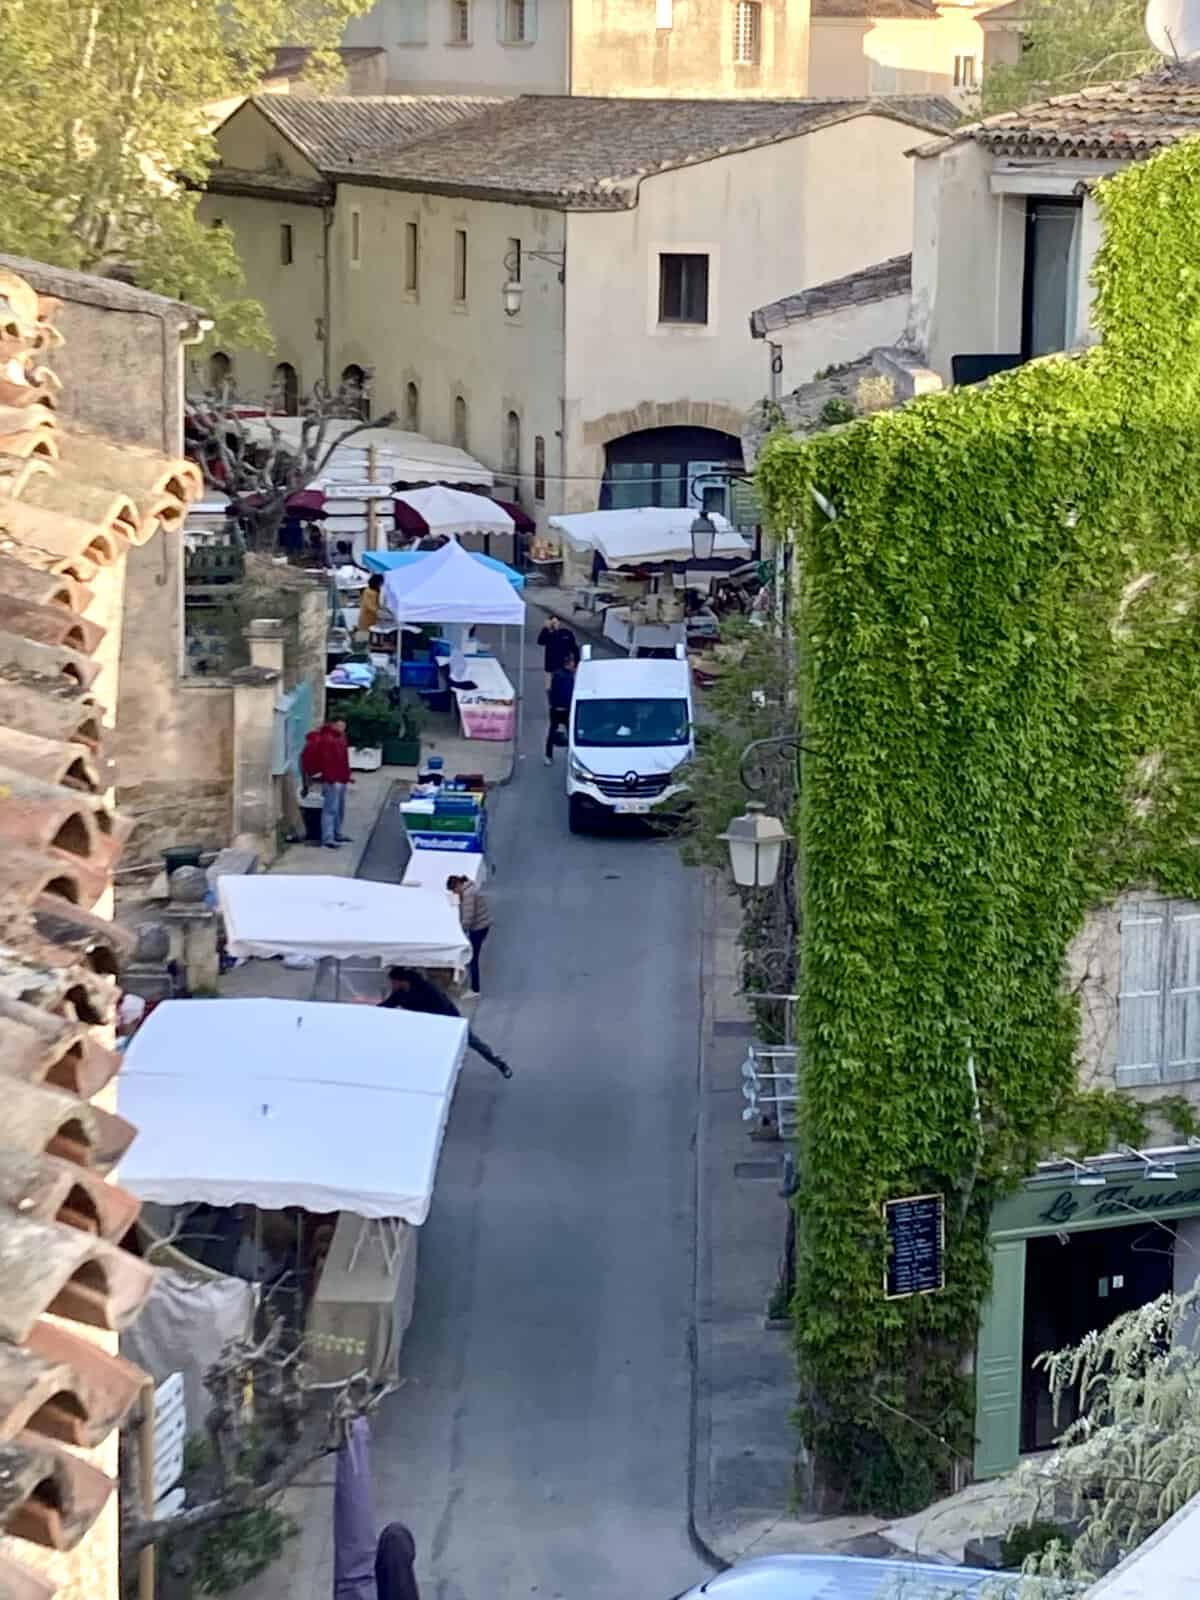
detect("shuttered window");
top-left (733, 0), bottom-right (761, 64)
top-left (498, 0), bottom-right (537, 41)
top-left (1118, 900), bottom-right (1200, 1085)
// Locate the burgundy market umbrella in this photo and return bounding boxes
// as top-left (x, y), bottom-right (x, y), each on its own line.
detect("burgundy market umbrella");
top-left (334, 1416), bottom-right (376, 1600)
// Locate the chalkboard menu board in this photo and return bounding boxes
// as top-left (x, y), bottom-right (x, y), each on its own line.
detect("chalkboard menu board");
top-left (883, 1193), bottom-right (945, 1300)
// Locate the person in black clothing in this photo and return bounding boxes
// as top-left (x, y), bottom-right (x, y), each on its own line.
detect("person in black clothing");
top-left (537, 615), bottom-right (578, 691)
top-left (544, 655), bottom-right (575, 766)
top-left (379, 967), bottom-right (513, 1079)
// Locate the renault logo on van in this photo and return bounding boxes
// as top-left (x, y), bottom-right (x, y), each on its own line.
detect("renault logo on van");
top-left (624, 772), bottom-right (639, 787)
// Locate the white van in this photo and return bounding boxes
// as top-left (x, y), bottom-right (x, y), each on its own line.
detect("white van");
top-left (566, 644), bottom-right (694, 832)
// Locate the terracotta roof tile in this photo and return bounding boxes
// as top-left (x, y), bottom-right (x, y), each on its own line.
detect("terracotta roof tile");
top-left (750, 253), bottom-right (912, 335)
top-left (240, 92), bottom-right (960, 207)
top-left (0, 267), bottom-right (200, 1589)
top-left (913, 64), bottom-right (1200, 160)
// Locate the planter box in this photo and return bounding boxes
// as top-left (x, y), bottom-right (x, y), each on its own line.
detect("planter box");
top-left (382, 736), bottom-right (420, 767)
top-left (350, 746), bottom-right (382, 772)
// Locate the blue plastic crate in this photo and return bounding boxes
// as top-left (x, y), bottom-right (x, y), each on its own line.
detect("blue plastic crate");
top-left (400, 659), bottom-right (440, 690)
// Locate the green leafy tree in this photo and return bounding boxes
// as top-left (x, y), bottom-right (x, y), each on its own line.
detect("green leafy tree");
top-left (981, 0), bottom-right (1156, 117)
top-left (0, 0), bottom-right (371, 342)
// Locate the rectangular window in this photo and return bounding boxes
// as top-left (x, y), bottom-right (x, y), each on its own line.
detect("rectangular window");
top-left (506, 236), bottom-right (521, 283)
top-left (397, 0), bottom-right (429, 43)
top-left (534, 434), bottom-right (545, 501)
top-left (453, 228), bottom-right (468, 303)
top-left (499, 0), bottom-right (536, 43)
top-left (280, 223), bottom-right (293, 266)
top-left (1118, 900), bottom-right (1200, 1085)
top-left (657, 0), bottom-right (673, 26)
top-left (953, 52), bottom-right (978, 88)
top-left (1021, 197), bottom-right (1082, 360)
top-left (733, 0), bottom-right (761, 65)
top-left (350, 209), bottom-right (362, 266)
top-left (658, 253), bottom-right (709, 325)
top-left (404, 221), bottom-right (420, 292)
top-left (450, 0), bottom-right (471, 41)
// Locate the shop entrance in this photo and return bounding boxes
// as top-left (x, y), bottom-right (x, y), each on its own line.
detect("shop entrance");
top-left (1021, 1221), bottom-right (1176, 1452)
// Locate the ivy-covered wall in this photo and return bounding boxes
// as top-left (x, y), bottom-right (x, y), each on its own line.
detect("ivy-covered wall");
top-left (755, 138), bottom-right (1200, 1512)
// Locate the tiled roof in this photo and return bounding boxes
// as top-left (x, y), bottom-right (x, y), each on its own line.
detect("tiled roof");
top-left (914, 65), bottom-right (1200, 160)
top-left (750, 253), bottom-right (912, 336)
top-left (319, 94), bottom-right (960, 207)
top-left (252, 93), bottom-right (506, 170)
top-left (204, 166), bottom-right (333, 206)
top-left (0, 265), bottom-right (201, 1590)
top-left (812, 0), bottom-right (936, 18)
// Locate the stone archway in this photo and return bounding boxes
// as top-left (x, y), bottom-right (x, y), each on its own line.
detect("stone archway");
top-left (582, 398), bottom-right (746, 451)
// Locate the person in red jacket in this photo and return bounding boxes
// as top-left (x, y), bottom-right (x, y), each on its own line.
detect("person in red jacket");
top-left (300, 718), bottom-right (352, 849)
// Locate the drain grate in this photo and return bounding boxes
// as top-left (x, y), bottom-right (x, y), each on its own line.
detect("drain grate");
top-left (735, 1161), bottom-right (781, 1181)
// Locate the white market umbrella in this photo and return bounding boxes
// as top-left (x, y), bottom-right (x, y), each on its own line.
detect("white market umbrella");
top-left (394, 486), bottom-right (515, 540)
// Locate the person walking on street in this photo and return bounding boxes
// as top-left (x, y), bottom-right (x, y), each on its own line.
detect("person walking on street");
top-left (300, 717), bottom-right (353, 849)
top-left (538, 614), bottom-right (578, 692)
top-left (379, 967), bottom-right (513, 1078)
top-left (375, 1524), bottom-right (421, 1600)
top-left (544, 655), bottom-right (575, 766)
top-left (447, 874), bottom-right (491, 996)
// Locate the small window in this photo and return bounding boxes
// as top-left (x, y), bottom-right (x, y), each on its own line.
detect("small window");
top-left (404, 221), bottom-right (420, 293)
top-left (506, 237), bottom-right (522, 283)
top-left (280, 223), bottom-right (294, 266)
top-left (405, 381), bottom-right (420, 432)
top-left (450, 0), bottom-right (471, 40)
top-left (504, 410), bottom-right (521, 477)
top-left (272, 362), bottom-right (299, 415)
top-left (953, 52), bottom-right (978, 88)
top-left (534, 434), bottom-right (546, 501)
top-left (733, 0), bottom-right (761, 65)
top-left (453, 394), bottom-right (469, 449)
top-left (499, 0), bottom-right (535, 43)
top-left (658, 253), bottom-right (709, 325)
top-left (341, 364), bottom-right (370, 421)
top-left (1118, 900), bottom-right (1200, 1085)
top-left (350, 209), bottom-right (362, 266)
top-left (453, 228), bottom-right (468, 303)
top-left (208, 351), bottom-right (233, 393)
top-left (657, 0), bottom-right (673, 25)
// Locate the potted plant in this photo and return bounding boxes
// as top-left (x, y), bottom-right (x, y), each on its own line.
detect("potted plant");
top-left (381, 693), bottom-right (423, 767)
top-left (343, 685), bottom-right (395, 769)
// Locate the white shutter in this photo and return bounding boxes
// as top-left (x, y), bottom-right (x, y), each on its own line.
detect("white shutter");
top-left (397, 0), bottom-right (428, 44)
top-left (1118, 903), bottom-right (1165, 1085)
top-left (1167, 906), bottom-right (1200, 1081)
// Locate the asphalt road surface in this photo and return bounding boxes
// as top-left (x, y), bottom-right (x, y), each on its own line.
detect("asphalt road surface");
top-left (365, 621), bottom-right (709, 1600)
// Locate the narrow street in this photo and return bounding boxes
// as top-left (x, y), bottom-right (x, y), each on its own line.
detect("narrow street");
top-left (364, 621), bottom-right (710, 1600)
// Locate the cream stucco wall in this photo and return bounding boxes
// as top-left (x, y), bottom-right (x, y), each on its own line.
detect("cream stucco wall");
top-left (910, 141), bottom-right (1107, 385)
top-left (562, 113), bottom-right (921, 502)
top-left (328, 182), bottom-right (569, 516)
top-left (571, 0), bottom-right (809, 98)
top-left (809, 6), bottom-right (989, 100)
top-left (344, 0), bottom-right (569, 92)
top-left (764, 288), bottom-right (911, 392)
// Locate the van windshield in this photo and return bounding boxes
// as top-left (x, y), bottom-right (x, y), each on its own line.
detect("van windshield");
top-left (574, 697), bottom-right (690, 748)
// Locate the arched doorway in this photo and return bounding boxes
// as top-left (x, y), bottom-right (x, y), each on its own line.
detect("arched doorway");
top-left (273, 362), bottom-right (299, 416)
top-left (453, 395), bottom-right (469, 450)
top-left (405, 381), bottom-right (420, 432)
top-left (208, 351), bottom-right (233, 394)
top-left (600, 426), bottom-right (742, 515)
top-left (340, 364), bottom-right (370, 420)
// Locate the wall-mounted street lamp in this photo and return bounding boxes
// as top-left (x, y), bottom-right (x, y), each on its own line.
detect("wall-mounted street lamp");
top-left (502, 245), bottom-right (566, 315)
top-left (690, 511), bottom-right (717, 562)
top-left (719, 803), bottom-right (789, 889)
top-left (1120, 1144), bottom-right (1180, 1182)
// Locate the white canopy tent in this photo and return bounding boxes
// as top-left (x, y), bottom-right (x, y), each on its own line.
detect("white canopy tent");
top-left (239, 418), bottom-right (494, 489)
top-left (548, 506), bottom-right (749, 566)
top-left (382, 538), bottom-right (527, 737)
top-left (117, 999), bottom-right (467, 1224)
top-left (217, 874), bottom-right (470, 969)
top-left (393, 486), bottom-right (515, 541)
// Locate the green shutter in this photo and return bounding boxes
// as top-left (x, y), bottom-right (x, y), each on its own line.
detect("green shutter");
top-left (974, 1238), bottom-right (1026, 1479)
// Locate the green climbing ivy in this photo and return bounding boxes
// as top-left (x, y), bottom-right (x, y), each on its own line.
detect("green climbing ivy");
top-left (754, 138), bottom-right (1200, 1513)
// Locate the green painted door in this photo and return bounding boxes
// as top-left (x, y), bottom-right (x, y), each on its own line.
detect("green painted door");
top-left (974, 1238), bottom-right (1026, 1478)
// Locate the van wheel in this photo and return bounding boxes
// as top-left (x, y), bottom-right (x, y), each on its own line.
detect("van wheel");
top-left (568, 795), bottom-right (587, 834)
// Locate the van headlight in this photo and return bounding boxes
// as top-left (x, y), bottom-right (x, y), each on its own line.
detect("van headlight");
top-left (569, 754), bottom-right (594, 781)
